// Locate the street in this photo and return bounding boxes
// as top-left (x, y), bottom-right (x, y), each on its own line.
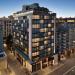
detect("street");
top-left (49, 54), bottom-right (75, 75)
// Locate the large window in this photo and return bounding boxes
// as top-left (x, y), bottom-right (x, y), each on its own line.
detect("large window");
top-left (32, 15), bottom-right (40, 19)
top-left (44, 16), bottom-right (49, 19)
top-left (40, 20), bottom-right (44, 23)
top-left (48, 24), bottom-right (51, 27)
top-left (32, 24), bottom-right (40, 28)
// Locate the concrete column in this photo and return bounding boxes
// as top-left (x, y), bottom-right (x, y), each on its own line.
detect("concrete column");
top-left (53, 54), bottom-right (58, 65)
top-left (23, 58), bottom-right (25, 68)
top-left (40, 61), bottom-right (42, 70)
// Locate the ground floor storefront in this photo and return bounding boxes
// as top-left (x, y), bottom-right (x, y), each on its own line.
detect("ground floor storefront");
top-left (12, 47), bottom-right (75, 72)
top-left (13, 50), bottom-right (56, 72)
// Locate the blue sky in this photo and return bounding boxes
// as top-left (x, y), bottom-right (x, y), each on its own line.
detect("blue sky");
top-left (0, 0), bottom-right (75, 17)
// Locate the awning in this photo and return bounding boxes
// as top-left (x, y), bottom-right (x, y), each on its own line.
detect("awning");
top-left (15, 47), bottom-right (34, 64)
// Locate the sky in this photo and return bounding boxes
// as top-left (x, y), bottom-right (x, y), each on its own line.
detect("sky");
top-left (0, 0), bottom-right (75, 17)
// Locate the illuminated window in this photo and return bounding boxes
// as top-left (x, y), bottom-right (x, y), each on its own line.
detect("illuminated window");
top-left (44, 16), bottom-right (49, 19)
top-left (16, 40), bottom-right (19, 44)
top-left (16, 27), bottom-right (18, 30)
top-left (20, 38), bottom-right (21, 41)
top-left (14, 32), bottom-right (16, 38)
top-left (40, 46), bottom-right (44, 50)
top-left (32, 42), bottom-right (39, 47)
top-left (44, 40), bottom-right (48, 44)
top-left (32, 38), bottom-right (40, 42)
top-left (67, 20), bottom-right (75, 22)
top-left (48, 48), bottom-right (51, 51)
top-left (23, 20), bottom-right (25, 23)
top-left (32, 15), bottom-right (40, 19)
top-left (51, 35), bottom-right (54, 39)
top-left (14, 32), bottom-right (15, 35)
top-left (51, 43), bottom-right (54, 46)
top-left (36, 52), bottom-right (39, 55)
top-left (32, 24), bottom-right (40, 28)
top-left (25, 36), bottom-right (27, 40)
top-left (52, 20), bottom-right (54, 23)
top-left (14, 23), bottom-right (16, 25)
top-left (48, 24), bottom-right (51, 27)
top-left (21, 42), bottom-right (23, 46)
top-left (32, 52), bottom-right (39, 56)
top-left (21, 35), bottom-right (23, 38)
top-left (48, 32), bottom-right (51, 35)
top-left (17, 33), bottom-right (19, 36)
top-left (13, 26), bottom-right (14, 28)
top-left (44, 28), bottom-right (47, 32)
top-left (45, 37), bottom-right (48, 39)
top-left (21, 23), bottom-right (23, 27)
top-left (40, 20), bottom-right (44, 23)
top-left (51, 28), bottom-right (54, 31)
top-left (40, 28), bottom-right (44, 32)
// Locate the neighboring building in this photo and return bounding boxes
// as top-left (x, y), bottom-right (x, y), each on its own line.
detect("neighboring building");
top-left (0, 25), bottom-right (7, 72)
top-left (0, 17), bottom-right (12, 39)
top-left (56, 18), bottom-right (75, 56)
top-left (12, 3), bottom-right (56, 72)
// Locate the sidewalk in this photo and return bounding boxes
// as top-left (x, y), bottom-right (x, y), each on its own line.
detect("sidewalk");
top-left (6, 50), bottom-right (31, 75)
top-left (32, 63), bottom-right (64, 75)
top-left (32, 53), bottom-right (75, 75)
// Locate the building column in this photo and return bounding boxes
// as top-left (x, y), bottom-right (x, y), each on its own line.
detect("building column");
top-left (40, 61), bottom-right (42, 70)
top-left (53, 54), bottom-right (58, 65)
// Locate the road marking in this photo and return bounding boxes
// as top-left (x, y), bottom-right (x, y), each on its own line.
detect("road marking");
top-left (63, 66), bottom-right (75, 75)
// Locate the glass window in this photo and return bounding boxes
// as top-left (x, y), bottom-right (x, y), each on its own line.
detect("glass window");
top-left (21, 42), bottom-right (23, 46)
top-left (44, 40), bottom-right (48, 44)
top-left (17, 33), bottom-right (19, 36)
top-left (40, 46), bottom-right (44, 50)
top-left (52, 20), bottom-right (54, 23)
top-left (51, 35), bottom-right (54, 39)
top-left (51, 28), bottom-right (54, 31)
top-left (32, 42), bottom-right (39, 47)
top-left (18, 20), bottom-right (19, 23)
top-left (48, 24), bottom-right (51, 27)
top-left (32, 24), bottom-right (40, 28)
top-left (14, 23), bottom-right (16, 25)
top-left (21, 35), bottom-right (23, 38)
top-left (21, 23), bottom-right (23, 27)
top-left (51, 43), bottom-right (54, 46)
top-left (16, 27), bottom-right (18, 30)
top-left (40, 28), bottom-right (44, 32)
top-left (23, 20), bottom-right (25, 23)
top-left (33, 19), bottom-right (40, 24)
top-left (40, 20), bottom-right (44, 23)
top-left (45, 37), bottom-right (48, 39)
top-left (48, 32), bottom-right (51, 35)
top-left (44, 16), bottom-right (49, 19)
top-left (48, 48), bottom-right (51, 51)
top-left (16, 40), bottom-right (19, 44)
top-left (32, 15), bottom-right (40, 19)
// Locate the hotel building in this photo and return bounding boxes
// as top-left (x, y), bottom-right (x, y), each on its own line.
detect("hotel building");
top-left (12, 3), bottom-right (56, 72)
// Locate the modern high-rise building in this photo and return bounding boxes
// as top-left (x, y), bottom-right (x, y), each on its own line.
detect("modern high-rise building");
top-left (12, 3), bottom-right (56, 72)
